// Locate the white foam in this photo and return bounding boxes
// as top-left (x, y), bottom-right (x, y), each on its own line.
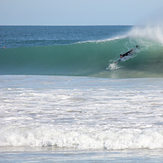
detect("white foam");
top-left (106, 63), bottom-right (120, 70)
top-left (76, 34), bottom-right (126, 44)
top-left (127, 25), bottom-right (163, 45)
top-left (1, 125), bottom-right (163, 149)
top-left (1, 76), bottom-right (163, 149)
top-left (75, 24), bottom-right (163, 46)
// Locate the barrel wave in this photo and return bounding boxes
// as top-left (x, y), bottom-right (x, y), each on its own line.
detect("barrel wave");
top-left (1, 26), bottom-right (163, 78)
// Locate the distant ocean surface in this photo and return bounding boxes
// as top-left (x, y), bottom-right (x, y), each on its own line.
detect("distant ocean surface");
top-left (1, 26), bottom-right (163, 162)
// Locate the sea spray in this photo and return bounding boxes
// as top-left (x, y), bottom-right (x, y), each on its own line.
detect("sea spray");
top-left (128, 24), bottom-right (163, 45)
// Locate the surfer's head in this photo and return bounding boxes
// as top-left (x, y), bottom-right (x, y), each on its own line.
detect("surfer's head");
top-left (120, 54), bottom-right (123, 58)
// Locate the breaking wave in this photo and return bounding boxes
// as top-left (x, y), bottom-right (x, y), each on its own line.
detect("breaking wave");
top-left (1, 25), bottom-right (163, 78)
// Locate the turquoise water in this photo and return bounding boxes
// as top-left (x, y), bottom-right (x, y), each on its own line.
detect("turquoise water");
top-left (1, 26), bottom-right (163, 78)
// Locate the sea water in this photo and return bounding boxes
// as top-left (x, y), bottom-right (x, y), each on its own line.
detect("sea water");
top-left (1, 26), bottom-right (163, 162)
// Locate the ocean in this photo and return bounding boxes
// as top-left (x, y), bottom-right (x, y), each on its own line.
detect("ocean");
top-left (0, 26), bottom-right (163, 162)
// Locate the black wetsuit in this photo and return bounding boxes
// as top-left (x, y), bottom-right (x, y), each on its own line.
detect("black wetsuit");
top-left (115, 49), bottom-right (133, 64)
top-left (122, 49), bottom-right (133, 57)
top-left (115, 45), bottom-right (138, 64)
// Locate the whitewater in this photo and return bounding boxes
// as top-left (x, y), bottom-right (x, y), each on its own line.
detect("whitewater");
top-left (1, 25), bottom-right (163, 162)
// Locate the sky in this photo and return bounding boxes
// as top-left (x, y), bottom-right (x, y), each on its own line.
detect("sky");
top-left (1, 0), bottom-right (163, 26)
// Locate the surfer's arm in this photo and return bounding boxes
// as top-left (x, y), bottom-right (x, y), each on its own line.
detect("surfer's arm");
top-left (114, 58), bottom-right (121, 64)
top-left (130, 49), bottom-right (134, 53)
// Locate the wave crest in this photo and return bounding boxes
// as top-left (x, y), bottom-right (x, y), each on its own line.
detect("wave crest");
top-left (1, 27), bottom-right (163, 78)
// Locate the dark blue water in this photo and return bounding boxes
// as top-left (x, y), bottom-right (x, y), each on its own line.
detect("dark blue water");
top-left (0, 26), bottom-right (131, 48)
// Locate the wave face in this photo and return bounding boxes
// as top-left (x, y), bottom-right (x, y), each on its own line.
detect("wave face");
top-left (1, 26), bottom-right (163, 78)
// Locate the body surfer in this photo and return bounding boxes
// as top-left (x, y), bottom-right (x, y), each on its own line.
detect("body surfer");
top-left (114, 45), bottom-right (138, 64)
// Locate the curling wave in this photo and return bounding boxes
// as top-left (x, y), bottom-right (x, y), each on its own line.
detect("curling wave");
top-left (0, 25), bottom-right (163, 78)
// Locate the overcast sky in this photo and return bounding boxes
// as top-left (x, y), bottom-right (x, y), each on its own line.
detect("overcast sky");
top-left (0, 0), bottom-right (163, 25)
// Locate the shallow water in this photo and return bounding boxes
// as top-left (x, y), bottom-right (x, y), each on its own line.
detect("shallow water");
top-left (0, 147), bottom-right (163, 162)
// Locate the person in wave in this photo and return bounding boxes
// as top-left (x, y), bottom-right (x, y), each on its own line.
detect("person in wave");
top-left (115, 45), bottom-right (138, 64)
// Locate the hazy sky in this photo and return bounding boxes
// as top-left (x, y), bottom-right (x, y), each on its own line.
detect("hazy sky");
top-left (1, 0), bottom-right (163, 25)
